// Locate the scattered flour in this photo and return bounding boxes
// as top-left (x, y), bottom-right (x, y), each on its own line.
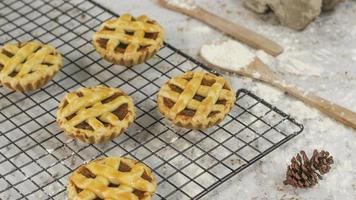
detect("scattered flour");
top-left (252, 72), bottom-right (261, 78)
top-left (200, 40), bottom-right (255, 72)
top-left (167, 0), bottom-right (197, 10)
top-left (250, 83), bottom-right (283, 103)
top-left (256, 49), bottom-right (323, 76)
top-left (256, 50), bottom-right (276, 67)
top-left (251, 83), bottom-right (319, 121)
top-left (352, 49), bottom-right (356, 61)
top-left (201, 39), bottom-right (326, 122)
top-left (288, 101), bottom-right (320, 121)
top-left (280, 57), bottom-right (324, 76)
top-left (46, 148), bottom-right (54, 153)
top-left (190, 25), bottom-right (212, 34)
top-left (352, 26), bottom-right (356, 36)
top-left (201, 39), bottom-right (323, 77)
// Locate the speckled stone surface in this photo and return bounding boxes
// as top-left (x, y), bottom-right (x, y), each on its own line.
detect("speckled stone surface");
top-left (95, 0), bottom-right (356, 199)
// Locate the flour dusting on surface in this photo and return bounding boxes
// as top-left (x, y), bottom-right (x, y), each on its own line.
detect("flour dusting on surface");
top-left (250, 83), bottom-right (283, 103)
top-left (252, 72), bottom-right (261, 78)
top-left (200, 40), bottom-right (255, 72)
top-left (280, 57), bottom-right (324, 76)
top-left (212, 43), bottom-right (324, 77)
top-left (256, 50), bottom-right (276, 67)
top-left (167, 0), bottom-right (197, 10)
top-left (352, 49), bottom-right (356, 61)
top-left (256, 50), bottom-right (323, 76)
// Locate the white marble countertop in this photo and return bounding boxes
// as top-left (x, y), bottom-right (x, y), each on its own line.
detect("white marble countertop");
top-left (95, 0), bottom-right (356, 199)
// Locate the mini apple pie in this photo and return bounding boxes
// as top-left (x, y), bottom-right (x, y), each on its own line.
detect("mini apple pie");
top-left (92, 13), bottom-right (165, 67)
top-left (56, 85), bottom-right (136, 144)
top-left (0, 41), bottom-right (62, 92)
top-left (157, 71), bottom-right (236, 129)
top-left (68, 157), bottom-right (157, 200)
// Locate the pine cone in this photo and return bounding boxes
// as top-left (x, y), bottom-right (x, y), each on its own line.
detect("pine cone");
top-left (310, 149), bottom-right (334, 175)
top-left (283, 150), bottom-right (334, 188)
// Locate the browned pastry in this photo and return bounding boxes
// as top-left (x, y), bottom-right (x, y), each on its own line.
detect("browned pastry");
top-left (157, 71), bottom-right (236, 129)
top-left (0, 41), bottom-right (62, 92)
top-left (56, 85), bottom-right (136, 144)
top-left (92, 13), bottom-right (165, 67)
top-left (68, 157), bottom-right (157, 200)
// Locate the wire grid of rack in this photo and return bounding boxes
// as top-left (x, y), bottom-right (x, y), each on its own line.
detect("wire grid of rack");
top-left (0, 0), bottom-right (303, 199)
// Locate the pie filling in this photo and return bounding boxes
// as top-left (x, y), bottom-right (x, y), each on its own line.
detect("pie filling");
top-left (73, 103), bottom-right (129, 130)
top-left (115, 43), bottom-right (128, 53)
top-left (169, 84), bottom-right (183, 93)
top-left (98, 26), bottom-right (159, 55)
top-left (163, 95), bottom-right (228, 118)
top-left (74, 161), bottom-right (152, 199)
top-left (113, 103), bottom-right (129, 120)
top-left (101, 93), bottom-right (122, 104)
top-left (133, 190), bottom-right (145, 199)
top-left (42, 62), bottom-right (54, 66)
top-left (75, 167), bottom-right (95, 195)
top-left (63, 92), bottom-right (129, 131)
top-left (163, 76), bottom-right (231, 119)
top-left (119, 161), bottom-right (131, 172)
top-left (175, 109), bottom-right (222, 119)
top-left (208, 111), bottom-right (220, 117)
top-left (2, 46), bottom-right (52, 78)
top-left (177, 109), bottom-right (221, 118)
top-left (8, 71), bottom-right (17, 77)
top-left (2, 49), bottom-right (14, 58)
top-left (138, 45), bottom-right (149, 52)
top-left (193, 94), bottom-right (205, 102)
top-left (75, 121), bottom-right (94, 131)
top-left (216, 99), bottom-right (227, 105)
top-left (163, 98), bottom-right (175, 108)
top-left (66, 113), bottom-right (76, 121)
top-left (97, 38), bottom-right (109, 49)
top-left (144, 32), bottom-right (159, 40)
top-left (125, 30), bottom-right (134, 36)
top-left (108, 182), bottom-right (119, 187)
top-left (79, 166), bottom-right (96, 178)
top-left (103, 26), bottom-right (115, 31)
top-left (201, 78), bottom-right (215, 86)
top-left (179, 109), bottom-right (196, 117)
top-left (185, 76), bottom-right (230, 90)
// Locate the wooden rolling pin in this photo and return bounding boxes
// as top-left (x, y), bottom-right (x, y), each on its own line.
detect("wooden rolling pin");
top-left (159, 0), bottom-right (284, 57)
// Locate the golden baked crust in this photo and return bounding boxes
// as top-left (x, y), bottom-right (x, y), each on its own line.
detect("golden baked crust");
top-left (92, 13), bottom-right (165, 67)
top-left (68, 157), bottom-right (157, 200)
top-left (157, 71), bottom-right (236, 129)
top-left (0, 41), bottom-right (62, 92)
top-left (56, 85), bottom-right (136, 144)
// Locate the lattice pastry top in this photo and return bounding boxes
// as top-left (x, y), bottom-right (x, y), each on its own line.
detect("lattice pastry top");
top-left (0, 41), bottom-right (62, 92)
top-left (93, 13), bottom-right (165, 67)
top-left (56, 85), bottom-right (136, 144)
top-left (68, 157), bottom-right (157, 200)
top-left (157, 71), bottom-right (236, 129)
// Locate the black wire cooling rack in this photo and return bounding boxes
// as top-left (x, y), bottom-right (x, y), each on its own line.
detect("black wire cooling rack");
top-left (0, 0), bottom-right (303, 199)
